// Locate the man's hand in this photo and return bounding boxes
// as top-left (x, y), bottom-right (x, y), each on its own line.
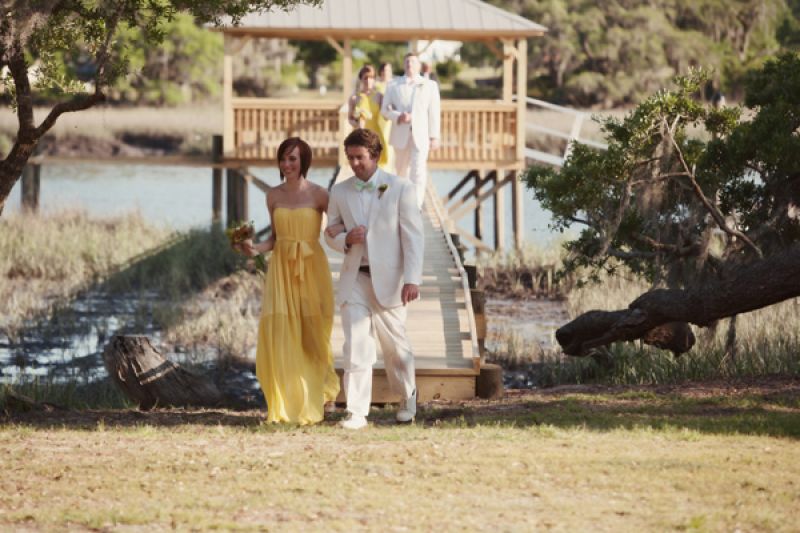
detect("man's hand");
top-left (398, 112), bottom-right (412, 124)
top-left (401, 283), bottom-right (420, 305)
top-left (429, 138), bottom-right (440, 151)
top-left (346, 225), bottom-right (367, 246)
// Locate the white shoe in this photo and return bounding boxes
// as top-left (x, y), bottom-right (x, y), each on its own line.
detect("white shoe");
top-left (339, 413), bottom-right (368, 430)
top-left (396, 389), bottom-right (417, 423)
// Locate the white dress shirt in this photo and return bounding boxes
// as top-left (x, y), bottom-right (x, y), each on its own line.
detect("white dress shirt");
top-left (354, 170), bottom-right (378, 266)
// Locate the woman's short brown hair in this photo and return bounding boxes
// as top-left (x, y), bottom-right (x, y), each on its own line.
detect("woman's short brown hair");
top-left (344, 128), bottom-right (383, 160)
top-left (358, 65), bottom-right (375, 80)
top-left (276, 137), bottom-right (312, 179)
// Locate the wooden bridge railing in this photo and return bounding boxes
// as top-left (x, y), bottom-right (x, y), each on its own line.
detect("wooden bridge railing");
top-left (231, 98), bottom-right (347, 162)
top-left (229, 98), bottom-right (521, 168)
top-left (433, 100), bottom-right (518, 167)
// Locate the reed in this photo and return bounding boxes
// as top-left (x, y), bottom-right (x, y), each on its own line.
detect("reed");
top-left (476, 241), bottom-right (571, 298)
top-left (0, 210), bottom-right (173, 336)
top-left (1, 211), bottom-right (255, 406)
top-left (485, 248), bottom-right (800, 385)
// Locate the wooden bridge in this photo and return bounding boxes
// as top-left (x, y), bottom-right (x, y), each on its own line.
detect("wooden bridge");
top-left (209, 0), bottom-right (597, 401)
top-left (12, 1), bottom-right (602, 402)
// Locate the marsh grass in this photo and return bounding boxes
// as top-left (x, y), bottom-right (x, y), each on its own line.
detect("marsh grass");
top-left (485, 248), bottom-right (800, 386)
top-left (0, 210), bottom-right (174, 335)
top-left (1, 212), bottom-right (257, 402)
top-left (476, 242), bottom-right (572, 298)
top-left (0, 105), bottom-right (221, 141)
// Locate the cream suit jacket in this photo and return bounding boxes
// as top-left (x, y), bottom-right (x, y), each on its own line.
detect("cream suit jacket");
top-left (325, 169), bottom-right (424, 308)
top-left (381, 75), bottom-right (441, 151)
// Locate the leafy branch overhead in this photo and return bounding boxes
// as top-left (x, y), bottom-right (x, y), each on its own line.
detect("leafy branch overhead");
top-left (526, 53), bottom-right (800, 356)
top-left (0, 0), bottom-right (321, 217)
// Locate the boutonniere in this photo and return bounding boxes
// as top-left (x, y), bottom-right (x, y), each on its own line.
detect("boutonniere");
top-left (377, 184), bottom-right (389, 199)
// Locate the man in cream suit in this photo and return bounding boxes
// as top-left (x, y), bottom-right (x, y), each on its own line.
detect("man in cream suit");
top-left (325, 128), bottom-right (425, 430)
top-left (381, 52), bottom-right (441, 208)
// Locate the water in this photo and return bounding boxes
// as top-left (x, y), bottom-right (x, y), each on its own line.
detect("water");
top-left (6, 161), bottom-right (565, 247)
top-left (2, 161), bottom-right (568, 384)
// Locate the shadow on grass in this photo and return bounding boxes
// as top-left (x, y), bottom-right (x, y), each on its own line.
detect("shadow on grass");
top-left (4, 381), bottom-right (799, 439)
top-left (414, 383), bottom-right (800, 439)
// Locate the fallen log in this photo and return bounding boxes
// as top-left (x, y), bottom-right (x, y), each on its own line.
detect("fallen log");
top-left (103, 335), bottom-right (222, 410)
top-left (556, 245), bottom-right (800, 356)
top-left (3, 391), bottom-right (64, 413)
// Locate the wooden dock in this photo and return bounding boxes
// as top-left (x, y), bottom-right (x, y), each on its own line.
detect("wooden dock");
top-left (325, 173), bottom-right (481, 403)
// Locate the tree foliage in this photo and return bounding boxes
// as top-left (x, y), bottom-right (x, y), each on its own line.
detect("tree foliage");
top-left (476, 0), bottom-right (794, 106)
top-left (290, 39), bottom-right (406, 90)
top-left (526, 53), bottom-right (800, 290)
top-left (111, 13), bottom-right (223, 105)
top-left (0, 0), bottom-right (321, 216)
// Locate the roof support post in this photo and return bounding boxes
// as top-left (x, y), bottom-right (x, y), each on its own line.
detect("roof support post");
top-left (222, 35), bottom-right (251, 156)
top-left (515, 37), bottom-right (527, 163)
top-left (343, 39), bottom-right (353, 97)
top-left (223, 35), bottom-right (234, 155)
top-left (515, 37), bottom-right (527, 249)
top-left (327, 36), bottom-right (353, 98)
top-left (502, 39), bottom-right (515, 102)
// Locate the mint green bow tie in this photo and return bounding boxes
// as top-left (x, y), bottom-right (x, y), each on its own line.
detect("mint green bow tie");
top-left (354, 181), bottom-right (375, 192)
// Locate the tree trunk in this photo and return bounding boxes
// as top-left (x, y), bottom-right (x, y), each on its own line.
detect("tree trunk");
top-left (556, 245), bottom-right (800, 356)
top-left (103, 335), bottom-right (222, 410)
top-left (0, 143), bottom-right (38, 217)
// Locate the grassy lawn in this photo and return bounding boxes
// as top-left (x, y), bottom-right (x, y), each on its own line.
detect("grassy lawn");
top-left (3, 381), bottom-right (799, 531)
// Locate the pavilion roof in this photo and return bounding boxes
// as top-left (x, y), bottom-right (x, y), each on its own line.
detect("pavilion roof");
top-left (217, 0), bottom-right (547, 41)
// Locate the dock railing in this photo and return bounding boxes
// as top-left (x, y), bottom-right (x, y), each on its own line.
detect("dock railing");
top-left (229, 97), bottom-right (522, 169)
top-left (518, 96), bottom-right (608, 167)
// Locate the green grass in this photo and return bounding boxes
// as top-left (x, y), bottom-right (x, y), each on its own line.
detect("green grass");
top-left (2, 388), bottom-right (799, 531)
top-left (1, 379), bottom-right (133, 411)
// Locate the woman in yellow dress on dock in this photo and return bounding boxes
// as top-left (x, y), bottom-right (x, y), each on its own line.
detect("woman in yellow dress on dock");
top-left (349, 64), bottom-right (393, 171)
top-left (238, 137), bottom-right (340, 424)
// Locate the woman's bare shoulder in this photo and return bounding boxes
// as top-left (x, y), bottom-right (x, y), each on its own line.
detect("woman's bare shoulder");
top-left (266, 183), bottom-right (287, 205)
top-left (310, 182), bottom-right (329, 205)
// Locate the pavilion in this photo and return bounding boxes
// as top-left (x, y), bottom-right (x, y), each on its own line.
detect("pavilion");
top-left (216, 0), bottom-right (547, 251)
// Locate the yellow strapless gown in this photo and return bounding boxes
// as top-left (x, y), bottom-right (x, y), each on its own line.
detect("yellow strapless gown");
top-left (354, 90), bottom-right (393, 171)
top-left (256, 207), bottom-right (340, 424)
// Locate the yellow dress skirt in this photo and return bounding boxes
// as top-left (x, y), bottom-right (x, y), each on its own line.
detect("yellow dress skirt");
top-left (256, 207), bottom-right (340, 424)
top-left (354, 91), bottom-right (393, 171)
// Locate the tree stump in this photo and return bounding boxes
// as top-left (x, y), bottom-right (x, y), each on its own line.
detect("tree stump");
top-left (476, 363), bottom-right (504, 399)
top-left (103, 335), bottom-right (222, 410)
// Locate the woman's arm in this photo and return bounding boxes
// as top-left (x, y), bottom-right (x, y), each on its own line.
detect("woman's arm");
top-left (348, 93), bottom-right (359, 128)
top-left (239, 191), bottom-right (276, 256)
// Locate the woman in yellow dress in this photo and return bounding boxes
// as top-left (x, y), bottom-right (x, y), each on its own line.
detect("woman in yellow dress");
top-left (238, 137), bottom-right (340, 424)
top-left (348, 64), bottom-right (392, 171)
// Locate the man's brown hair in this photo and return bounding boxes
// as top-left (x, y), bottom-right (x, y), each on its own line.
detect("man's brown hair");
top-left (344, 128), bottom-right (383, 160)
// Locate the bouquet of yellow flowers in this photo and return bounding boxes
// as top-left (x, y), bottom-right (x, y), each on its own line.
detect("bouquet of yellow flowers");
top-left (226, 221), bottom-right (267, 273)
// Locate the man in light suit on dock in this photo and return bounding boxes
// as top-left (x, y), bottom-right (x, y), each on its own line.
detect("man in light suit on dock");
top-left (381, 52), bottom-right (441, 208)
top-left (325, 128), bottom-right (425, 430)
